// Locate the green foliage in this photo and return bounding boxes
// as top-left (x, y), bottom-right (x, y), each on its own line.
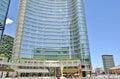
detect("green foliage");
top-left (21, 58), bottom-right (45, 60)
top-left (0, 34), bottom-right (14, 59)
top-left (59, 58), bottom-right (79, 60)
top-left (0, 54), bottom-right (8, 57)
top-left (5, 65), bottom-right (11, 69)
top-left (21, 57), bottom-right (80, 60)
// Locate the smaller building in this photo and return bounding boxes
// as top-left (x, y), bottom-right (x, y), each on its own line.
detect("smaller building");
top-left (102, 55), bottom-right (115, 74)
top-left (109, 65), bottom-right (120, 75)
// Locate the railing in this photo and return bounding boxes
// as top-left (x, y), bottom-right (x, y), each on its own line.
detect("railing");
top-left (0, 60), bottom-right (80, 67)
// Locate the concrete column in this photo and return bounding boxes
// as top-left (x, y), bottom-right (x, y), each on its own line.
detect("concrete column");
top-left (60, 66), bottom-right (63, 77)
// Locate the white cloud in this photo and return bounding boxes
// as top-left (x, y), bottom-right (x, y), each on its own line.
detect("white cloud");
top-left (6, 18), bottom-right (14, 25)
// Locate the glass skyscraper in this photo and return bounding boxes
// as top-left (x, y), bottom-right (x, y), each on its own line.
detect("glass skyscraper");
top-left (13, 0), bottom-right (92, 75)
top-left (0, 0), bottom-right (10, 39)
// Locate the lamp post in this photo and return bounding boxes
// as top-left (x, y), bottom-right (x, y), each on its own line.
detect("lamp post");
top-left (0, 22), bottom-right (3, 40)
top-left (80, 44), bottom-right (84, 64)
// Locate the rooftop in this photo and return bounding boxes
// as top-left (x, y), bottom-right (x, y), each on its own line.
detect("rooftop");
top-left (110, 65), bottom-right (120, 69)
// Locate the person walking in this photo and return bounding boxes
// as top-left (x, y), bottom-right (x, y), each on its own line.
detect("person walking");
top-left (57, 74), bottom-right (61, 79)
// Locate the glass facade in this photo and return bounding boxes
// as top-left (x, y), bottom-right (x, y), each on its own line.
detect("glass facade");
top-left (13, 0), bottom-right (91, 66)
top-left (102, 55), bottom-right (115, 74)
top-left (0, 0), bottom-right (10, 39)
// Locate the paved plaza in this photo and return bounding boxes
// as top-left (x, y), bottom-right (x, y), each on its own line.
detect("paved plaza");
top-left (0, 75), bottom-right (120, 79)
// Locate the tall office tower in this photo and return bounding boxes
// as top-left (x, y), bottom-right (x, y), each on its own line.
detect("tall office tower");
top-left (12, 0), bottom-right (92, 77)
top-left (102, 55), bottom-right (115, 74)
top-left (0, 0), bottom-right (10, 39)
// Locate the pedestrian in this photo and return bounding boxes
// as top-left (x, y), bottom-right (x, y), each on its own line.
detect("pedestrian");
top-left (57, 74), bottom-right (60, 79)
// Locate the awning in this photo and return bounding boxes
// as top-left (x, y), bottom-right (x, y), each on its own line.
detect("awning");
top-left (15, 69), bottom-right (49, 73)
top-left (63, 69), bottom-right (78, 73)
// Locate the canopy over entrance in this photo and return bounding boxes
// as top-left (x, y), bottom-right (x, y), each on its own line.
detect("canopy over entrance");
top-left (15, 69), bottom-right (49, 73)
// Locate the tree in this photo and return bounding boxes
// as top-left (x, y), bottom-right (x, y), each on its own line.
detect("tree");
top-left (0, 34), bottom-right (14, 59)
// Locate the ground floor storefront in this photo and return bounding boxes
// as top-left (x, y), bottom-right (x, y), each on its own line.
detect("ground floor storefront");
top-left (109, 66), bottom-right (120, 75)
top-left (0, 59), bottom-right (92, 78)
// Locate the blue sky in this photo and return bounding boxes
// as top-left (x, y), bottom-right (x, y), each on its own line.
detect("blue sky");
top-left (4, 0), bottom-right (120, 68)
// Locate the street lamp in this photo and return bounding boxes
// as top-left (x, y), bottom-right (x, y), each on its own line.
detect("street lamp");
top-left (0, 22), bottom-right (3, 40)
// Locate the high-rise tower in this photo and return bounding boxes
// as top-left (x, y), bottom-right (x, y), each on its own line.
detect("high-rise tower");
top-left (0, 0), bottom-right (10, 39)
top-left (13, 0), bottom-right (92, 77)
